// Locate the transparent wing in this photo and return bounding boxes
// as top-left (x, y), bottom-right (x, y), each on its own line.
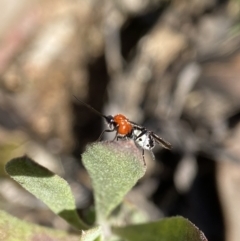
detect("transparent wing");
top-left (128, 121), bottom-right (143, 129)
top-left (151, 132), bottom-right (172, 150)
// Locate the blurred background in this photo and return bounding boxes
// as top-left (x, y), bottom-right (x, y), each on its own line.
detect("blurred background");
top-left (1, 0), bottom-right (240, 240)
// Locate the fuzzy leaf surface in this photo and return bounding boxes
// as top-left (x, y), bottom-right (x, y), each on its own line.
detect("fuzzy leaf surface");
top-left (82, 141), bottom-right (146, 221)
top-left (0, 210), bottom-right (79, 241)
top-left (5, 156), bottom-right (88, 230)
top-left (80, 226), bottom-right (102, 241)
top-left (112, 216), bottom-right (208, 241)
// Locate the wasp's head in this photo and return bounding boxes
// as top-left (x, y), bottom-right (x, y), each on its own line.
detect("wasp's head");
top-left (105, 115), bottom-right (117, 130)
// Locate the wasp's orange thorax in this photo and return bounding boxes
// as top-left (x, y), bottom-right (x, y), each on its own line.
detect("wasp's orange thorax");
top-left (113, 114), bottom-right (133, 135)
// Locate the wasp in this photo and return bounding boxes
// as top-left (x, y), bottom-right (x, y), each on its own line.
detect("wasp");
top-left (74, 96), bottom-right (172, 165)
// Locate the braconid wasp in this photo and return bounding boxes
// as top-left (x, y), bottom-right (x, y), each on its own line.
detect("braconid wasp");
top-left (74, 96), bottom-right (172, 165)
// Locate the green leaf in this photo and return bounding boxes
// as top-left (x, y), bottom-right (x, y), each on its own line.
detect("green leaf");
top-left (80, 226), bottom-right (102, 241)
top-left (108, 200), bottom-right (149, 226)
top-left (5, 156), bottom-right (88, 230)
top-left (112, 216), bottom-right (208, 241)
top-left (82, 141), bottom-right (146, 222)
top-left (0, 210), bottom-right (79, 241)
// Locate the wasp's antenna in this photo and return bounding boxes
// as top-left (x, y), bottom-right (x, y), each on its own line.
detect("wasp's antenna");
top-left (73, 95), bottom-right (109, 120)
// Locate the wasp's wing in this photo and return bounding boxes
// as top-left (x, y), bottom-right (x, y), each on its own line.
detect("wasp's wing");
top-left (128, 121), bottom-right (144, 129)
top-left (151, 132), bottom-right (172, 150)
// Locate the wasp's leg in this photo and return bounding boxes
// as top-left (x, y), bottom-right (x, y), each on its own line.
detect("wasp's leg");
top-left (113, 125), bottom-right (121, 141)
top-left (149, 150), bottom-right (155, 161)
top-left (113, 132), bottom-right (119, 141)
top-left (116, 135), bottom-right (129, 141)
top-left (97, 129), bottom-right (115, 141)
top-left (142, 149), bottom-right (146, 166)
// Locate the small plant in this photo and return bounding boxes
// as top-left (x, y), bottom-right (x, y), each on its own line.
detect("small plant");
top-left (3, 141), bottom-right (207, 241)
